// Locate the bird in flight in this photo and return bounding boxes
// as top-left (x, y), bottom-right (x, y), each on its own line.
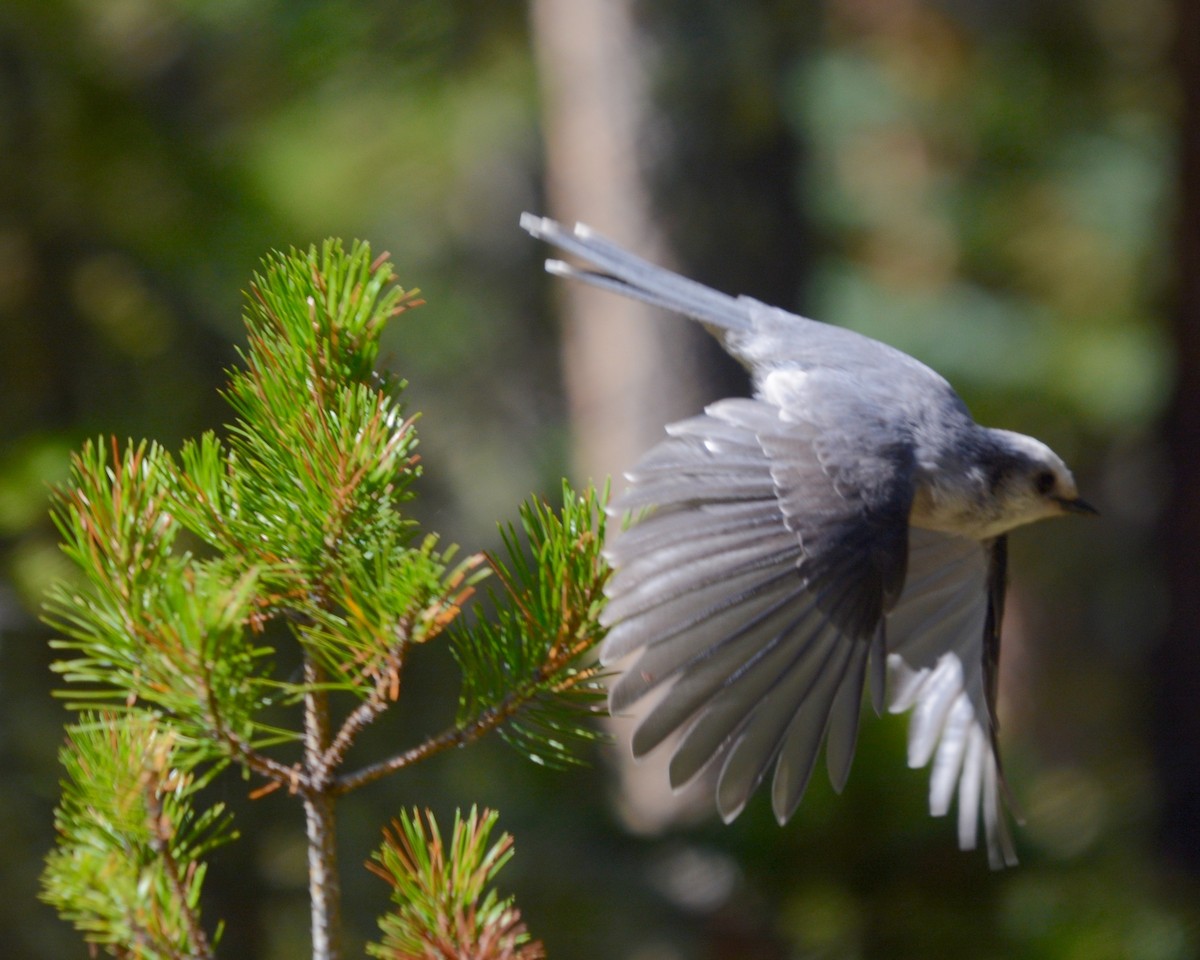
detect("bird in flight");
top-left (522, 213), bottom-right (1095, 867)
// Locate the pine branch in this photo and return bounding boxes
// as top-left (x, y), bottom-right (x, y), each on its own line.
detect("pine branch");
top-left (336, 484), bottom-right (611, 796)
top-left (334, 691), bottom-right (534, 797)
top-left (304, 656), bottom-right (343, 960)
top-left (320, 629), bottom-right (411, 778)
top-left (217, 725), bottom-right (306, 796)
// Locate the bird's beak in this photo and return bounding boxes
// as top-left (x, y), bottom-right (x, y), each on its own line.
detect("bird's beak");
top-left (1056, 496), bottom-right (1099, 517)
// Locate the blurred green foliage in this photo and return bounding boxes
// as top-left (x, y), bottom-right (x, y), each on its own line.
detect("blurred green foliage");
top-left (0, 0), bottom-right (1193, 958)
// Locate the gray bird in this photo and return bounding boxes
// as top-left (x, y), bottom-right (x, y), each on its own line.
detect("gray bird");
top-left (521, 212), bottom-right (1095, 867)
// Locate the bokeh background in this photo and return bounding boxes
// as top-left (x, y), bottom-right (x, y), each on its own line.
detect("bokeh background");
top-left (2, 0), bottom-right (1198, 957)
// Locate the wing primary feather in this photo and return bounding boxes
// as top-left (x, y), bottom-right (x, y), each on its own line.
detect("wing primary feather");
top-left (628, 585), bottom-right (821, 755)
top-left (928, 696), bottom-right (973, 816)
top-left (663, 604), bottom-right (831, 784)
top-left (824, 639), bottom-right (870, 793)
top-left (711, 622), bottom-right (848, 820)
top-left (607, 503), bottom-right (781, 561)
top-left (602, 563), bottom-right (802, 663)
top-left (609, 577), bottom-right (807, 715)
top-left (956, 727), bottom-right (986, 851)
top-left (610, 526), bottom-right (790, 581)
top-left (770, 638), bottom-right (858, 821)
top-left (868, 624), bottom-right (887, 715)
top-left (906, 655), bottom-right (966, 768)
top-left (614, 475), bottom-right (776, 510)
top-left (983, 757), bottom-right (1019, 867)
top-left (607, 528), bottom-right (799, 607)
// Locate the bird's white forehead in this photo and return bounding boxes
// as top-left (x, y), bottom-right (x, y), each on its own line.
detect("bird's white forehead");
top-left (993, 429), bottom-right (1076, 485)
top-left (998, 430), bottom-right (1064, 467)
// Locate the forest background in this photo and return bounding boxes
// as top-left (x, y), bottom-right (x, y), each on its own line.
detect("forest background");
top-left (1, 1), bottom-right (1198, 958)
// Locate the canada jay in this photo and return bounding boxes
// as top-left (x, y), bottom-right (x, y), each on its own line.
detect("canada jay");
top-left (522, 213), bottom-right (1095, 867)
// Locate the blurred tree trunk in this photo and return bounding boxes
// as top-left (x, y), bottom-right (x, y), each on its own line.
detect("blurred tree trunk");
top-left (527, 0), bottom-right (714, 486)
top-left (527, 0), bottom-right (718, 833)
top-left (1159, 0), bottom-right (1200, 874)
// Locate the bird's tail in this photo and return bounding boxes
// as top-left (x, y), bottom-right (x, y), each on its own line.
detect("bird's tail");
top-left (520, 213), bottom-right (754, 333)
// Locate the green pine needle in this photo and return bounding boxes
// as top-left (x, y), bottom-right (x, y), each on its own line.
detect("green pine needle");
top-left (41, 713), bottom-right (234, 959)
top-left (450, 481), bottom-right (612, 769)
top-left (367, 807), bottom-right (545, 960)
top-left (44, 440), bottom-right (279, 752)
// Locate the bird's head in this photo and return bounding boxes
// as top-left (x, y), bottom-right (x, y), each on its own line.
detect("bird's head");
top-left (984, 430), bottom-right (1097, 533)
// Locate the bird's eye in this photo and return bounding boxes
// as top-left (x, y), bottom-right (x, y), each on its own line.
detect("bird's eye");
top-left (1033, 470), bottom-right (1056, 496)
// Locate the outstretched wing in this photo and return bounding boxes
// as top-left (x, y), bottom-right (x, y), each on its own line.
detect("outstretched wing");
top-left (885, 530), bottom-right (1017, 868)
top-left (601, 397), bottom-right (913, 823)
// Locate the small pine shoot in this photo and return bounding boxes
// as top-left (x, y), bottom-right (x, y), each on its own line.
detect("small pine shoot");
top-left (41, 713), bottom-right (234, 960)
top-left (367, 808), bottom-right (545, 960)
